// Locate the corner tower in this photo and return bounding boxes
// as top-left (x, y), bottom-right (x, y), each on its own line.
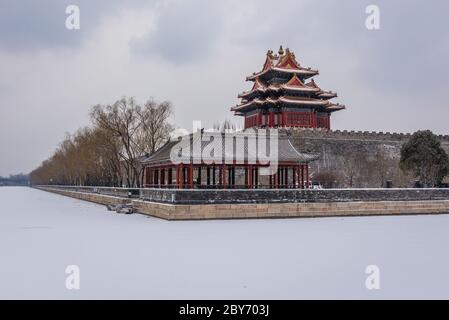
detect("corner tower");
top-left (231, 46), bottom-right (345, 130)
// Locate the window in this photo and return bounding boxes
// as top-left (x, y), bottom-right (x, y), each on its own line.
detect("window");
top-left (245, 114), bottom-right (258, 128)
top-left (286, 112), bottom-right (311, 126)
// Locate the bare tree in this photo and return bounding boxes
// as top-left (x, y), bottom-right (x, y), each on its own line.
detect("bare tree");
top-left (90, 97), bottom-right (142, 187)
top-left (30, 97), bottom-right (173, 188)
top-left (90, 97), bottom-right (172, 187)
top-left (138, 99), bottom-right (173, 154)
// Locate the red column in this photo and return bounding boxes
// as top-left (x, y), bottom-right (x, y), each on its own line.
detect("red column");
top-left (222, 165), bottom-right (227, 189)
top-left (248, 165), bottom-right (253, 189)
top-left (179, 164), bottom-right (184, 189)
top-left (279, 167), bottom-right (282, 188)
top-left (254, 167), bottom-right (258, 189)
top-left (285, 167), bottom-right (289, 188)
top-left (189, 164), bottom-right (194, 189)
top-left (305, 164), bottom-right (310, 189)
top-left (273, 167), bottom-right (279, 189)
top-left (145, 167), bottom-right (149, 187)
top-left (168, 167), bottom-right (172, 186)
top-left (293, 167), bottom-right (296, 189)
top-left (280, 168), bottom-right (282, 188)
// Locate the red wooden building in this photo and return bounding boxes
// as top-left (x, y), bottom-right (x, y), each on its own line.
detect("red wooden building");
top-left (139, 46), bottom-right (349, 189)
top-left (231, 46), bottom-right (345, 130)
top-left (141, 132), bottom-right (318, 189)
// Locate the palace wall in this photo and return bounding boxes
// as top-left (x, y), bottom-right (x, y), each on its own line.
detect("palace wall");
top-left (285, 128), bottom-right (449, 188)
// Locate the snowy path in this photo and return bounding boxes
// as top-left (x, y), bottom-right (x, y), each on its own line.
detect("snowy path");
top-left (1, 187), bottom-right (449, 299)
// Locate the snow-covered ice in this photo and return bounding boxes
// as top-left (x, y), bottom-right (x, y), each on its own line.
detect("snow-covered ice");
top-left (1, 187), bottom-right (449, 299)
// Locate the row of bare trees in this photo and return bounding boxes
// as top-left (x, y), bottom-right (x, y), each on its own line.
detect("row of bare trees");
top-left (29, 97), bottom-right (172, 187)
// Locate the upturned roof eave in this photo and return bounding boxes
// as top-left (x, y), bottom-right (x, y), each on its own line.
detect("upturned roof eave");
top-left (246, 67), bottom-right (319, 81)
top-left (231, 97), bottom-right (331, 111)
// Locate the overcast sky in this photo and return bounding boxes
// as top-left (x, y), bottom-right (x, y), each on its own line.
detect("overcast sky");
top-left (1, 0), bottom-right (448, 176)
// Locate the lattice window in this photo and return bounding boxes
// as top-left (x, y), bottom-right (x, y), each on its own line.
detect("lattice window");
top-left (317, 115), bottom-right (329, 129)
top-left (245, 114), bottom-right (258, 128)
top-left (286, 112), bottom-right (311, 126)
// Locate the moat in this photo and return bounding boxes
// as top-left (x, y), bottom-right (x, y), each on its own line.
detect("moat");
top-left (2, 187), bottom-right (449, 299)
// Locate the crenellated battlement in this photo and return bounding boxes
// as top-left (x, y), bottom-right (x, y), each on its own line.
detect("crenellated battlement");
top-left (281, 127), bottom-right (449, 143)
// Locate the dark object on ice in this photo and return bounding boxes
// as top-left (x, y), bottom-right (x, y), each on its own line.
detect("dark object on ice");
top-left (106, 204), bottom-right (134, 214)
top-left (413, 180), bottom-right (423, 188)
top-left (385, 180), bottom-right (393, 188)
top-left (437, 182), bottom-right (449, 188)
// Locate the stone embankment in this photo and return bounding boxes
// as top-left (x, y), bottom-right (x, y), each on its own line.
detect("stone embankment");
top-left (36, 186), bottom-right (449, 220)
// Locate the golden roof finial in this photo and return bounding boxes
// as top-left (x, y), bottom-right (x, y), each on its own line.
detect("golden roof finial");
top-left (278, 45), bottom-right (284, 55)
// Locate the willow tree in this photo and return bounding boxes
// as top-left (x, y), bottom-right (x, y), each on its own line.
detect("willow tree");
top-left (90, 97), bottom-right (172, 187)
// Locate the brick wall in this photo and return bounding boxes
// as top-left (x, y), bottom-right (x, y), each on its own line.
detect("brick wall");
top-left (133, 199), bottom-right (449, 220)
top-left (284, 128), bottom-right (449, 188)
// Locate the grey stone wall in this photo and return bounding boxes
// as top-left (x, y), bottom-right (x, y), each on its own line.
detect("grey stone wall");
top-left (40, 185), bottom-right (449, 205)
top-left (284, 128), bottom-right (449, 188)
top-left (140, 188), bottom-right (449, 204)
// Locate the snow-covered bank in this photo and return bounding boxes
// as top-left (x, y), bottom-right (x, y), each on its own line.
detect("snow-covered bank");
top-left (1, 187), bottom-right (449, 299)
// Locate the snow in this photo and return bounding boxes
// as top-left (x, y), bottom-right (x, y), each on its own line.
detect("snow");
top-left (1, 186), bottom-right (449, 299)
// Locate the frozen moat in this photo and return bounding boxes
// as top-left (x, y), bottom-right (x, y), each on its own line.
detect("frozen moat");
top-left (1, 187), bottom-right (449, 299)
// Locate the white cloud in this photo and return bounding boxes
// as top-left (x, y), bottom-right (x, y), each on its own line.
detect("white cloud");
top-left (1, 0), bottom-right (449, 176)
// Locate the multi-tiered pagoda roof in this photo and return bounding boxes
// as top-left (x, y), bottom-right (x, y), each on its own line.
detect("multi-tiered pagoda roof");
top-left (231, 46), bottom-right (346, 130)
